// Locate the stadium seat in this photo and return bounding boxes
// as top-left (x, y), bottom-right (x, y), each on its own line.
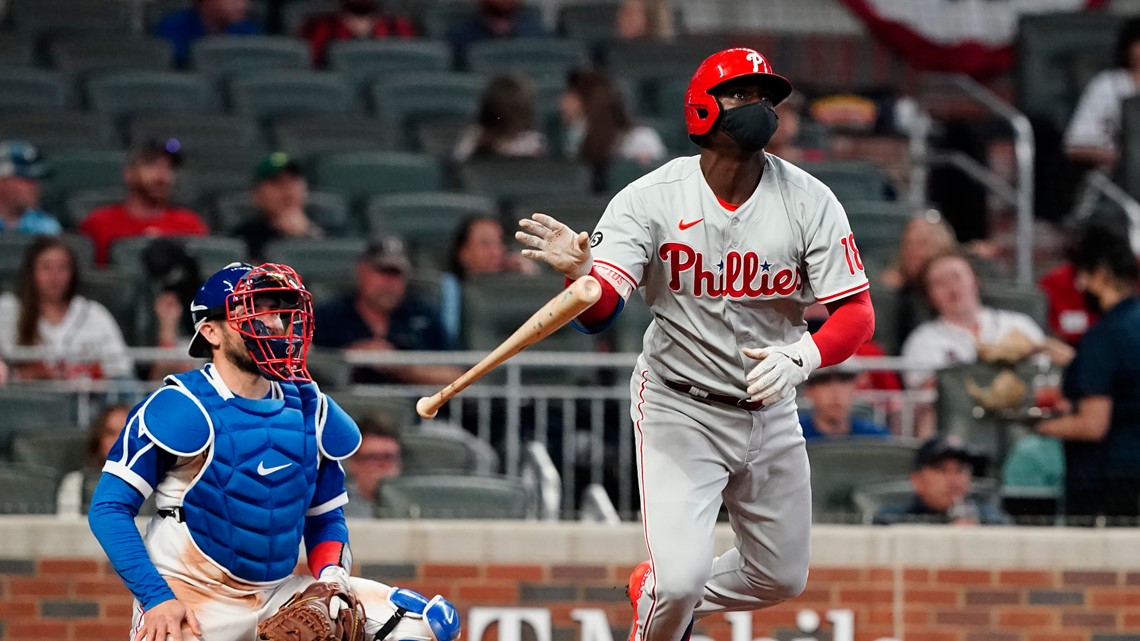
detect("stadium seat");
top-left (0, 35), bottom-right (36, 67)
top-left (422, 3), bottom-right (544, 43)
top-left (799, 160), bottom-right (895, 203)
top-left (806, 438), bottom-right (920, 522)
top-left (306, 347), bottom-right (352, 390)
top-left (458, 158), bottom-right (592, 208)
top-left (935, 361), bottom-right (1038, 472)
top-left (261, 237), bottom-right (366, 283)
top-left (64, 188), bottom-right (124, 229)
top-left (607, 37), bottom-right (727, 93)
top-left (365, 191), bottom-right (497, 243)
top-left (8, 0), bottom-right (133, 40)
top-left (178, 148), bottom-right (265, 207)
top-left (86, 71), bottom-right (219, 125)
top-left (466, 38), bottom-right (590, 82)
top-left (0, 389), bottom-right (76, 451)
top-left (11, 429), bottom-right (87, 475)
top-left (333, 394), bottom-right (415, 428)
top-left (109, 235), bottom-right (248, 275)
top-left (327, 40), bottom-right (451, 92)
top-left (402, 423), bottom-right (501, 476)
top-left (129, 114), bottom-right (264, 153)
top-left (370, 72), bottom-right (485, 148)
top-left (41, 149), bottom-right (125, 214)
top-left (213, 190), bottom-right (350, 235)
top-left (1121, 96), bottom-right (1140, 201)
top-left (413, 116), bottom-right (471, 157)
top-left (190, 36), bottom-right (311, 81)
top-left (228, 71), bottom-right (355, 126)
top-left (559, 2), bottom-right (685, 45)
top-left (312, 151), bottom-right (443, 208)
top-left (375, 474), bottom-right (531, 519)
top-left (79, 266), bottom-right (140, 344)
top-left (979, 282), bottom-right (1048, 328)
top-left (0, 463), bottom-right (60, 515)
top-left (605, 158), bottom-right (669, 194)
top-left (510, 194), bottom-right (611, 235)
top-left (0, 111), bottom-right (116, 154)
top-left (281, 0), bottom-right (337, 36)
top-left (48, 36), bottom-right (174, 78)
top-left (272, 116), bottom-right (392, 161)
top-left (851, 477), bottom-right (1000, 524)
top-left (0, 67), bottom-right (70, 110)
top-left (0, 235), bottom-right (34, 289)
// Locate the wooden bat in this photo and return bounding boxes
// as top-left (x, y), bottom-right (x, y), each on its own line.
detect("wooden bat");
top-left (416, 275), bottom-right (602, 419)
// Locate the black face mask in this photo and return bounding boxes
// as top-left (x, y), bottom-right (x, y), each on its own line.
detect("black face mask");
top-left (718, 101), bottom-right (779, 152)
top-left (1083, 289), bottom-right (1103, 315)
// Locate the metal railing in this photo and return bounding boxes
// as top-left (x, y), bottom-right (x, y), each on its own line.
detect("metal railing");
top-left (1073, 169), bottom-right (1140, 252)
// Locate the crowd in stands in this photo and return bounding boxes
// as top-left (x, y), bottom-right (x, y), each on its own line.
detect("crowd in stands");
top-left (1, 0), bottom-right (1139, 524)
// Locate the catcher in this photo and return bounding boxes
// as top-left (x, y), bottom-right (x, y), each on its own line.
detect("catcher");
top-left (88, 262), bottom-right (460, 641)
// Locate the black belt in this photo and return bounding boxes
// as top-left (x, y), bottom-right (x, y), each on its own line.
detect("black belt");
top-left (663, 379), bottom-right (764, 412)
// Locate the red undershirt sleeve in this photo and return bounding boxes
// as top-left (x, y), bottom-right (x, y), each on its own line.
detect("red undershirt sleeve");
top-left (566, 266), bottom-right (623, 330)
top-left (815, 289), bottom-right (875, 367)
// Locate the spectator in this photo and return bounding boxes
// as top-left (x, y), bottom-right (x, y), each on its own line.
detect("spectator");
top-left (155, 0), bottom-right (262, 68)
top-left (873, 435), bottom-right (1012, 525)
top-left (454, 73), bottom-right (547, 162)
top-left (1063, 17), bottom-right (1140, 169)
top-left (141, 237), bottom-right (202, 379)
top-left (342, 412), bottom-right (403, 518)
top-left (447, 0), bottom-right (546, 67)
top-left (900, 250), bottom-right (1046, 389)
top-left (878, 211), bottom-right (958, 342)
top-left (56, 404), bottom-right (131, 517)
top-left (764, 92), bottom-right (827, 164)
top-left (312, 236), bottom-right (464, 384)
top-left (0, 141), bottom-right (60, 235)
top-left (1037, 225), bottom-right (1140, 521)
top-left (615, 0), bottom-right (674, 40)
top-left (440, 214), bottom-right (538, 346)
top-left (233, 152), bottom-right (325, 262)
top-left (79, 140), bottom-right (208, 267)
top-left (300, 0), bottom-right (416, 67)
top-left (797, 367), bottom-right (891, 441)
top-left (560, 69), bottom-right (666, 189)
top-left (0, 236), bottom-right (134, 381)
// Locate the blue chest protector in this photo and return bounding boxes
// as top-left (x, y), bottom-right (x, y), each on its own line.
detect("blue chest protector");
top-left (167, 371), bottom-right (320, 583)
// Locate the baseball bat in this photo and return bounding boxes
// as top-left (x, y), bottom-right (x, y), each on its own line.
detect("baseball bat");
top-left (416, 275), bottom-right (602, 419)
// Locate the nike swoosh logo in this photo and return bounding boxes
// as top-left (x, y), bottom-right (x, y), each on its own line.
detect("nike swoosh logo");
top-left (190, 303), bottom-right (208, 311)
top-left (678, 218), bottom-right (704, 231)
top-left (790, 356), bottom-right (804, 367)
top-left (257, 461), bottom-right (292, 476)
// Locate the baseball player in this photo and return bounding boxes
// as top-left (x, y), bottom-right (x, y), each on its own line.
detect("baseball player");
top-left (88, 262), bottom-right (461, 641)
top-left (516, 48), bottom-right (875, 641)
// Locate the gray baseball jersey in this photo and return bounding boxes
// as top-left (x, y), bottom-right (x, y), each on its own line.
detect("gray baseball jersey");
top-left (590, 153), bottom-right (869, 397)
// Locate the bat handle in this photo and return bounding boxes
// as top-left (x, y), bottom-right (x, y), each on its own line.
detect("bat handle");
top-left (416, 394), bottom-right (442, 419)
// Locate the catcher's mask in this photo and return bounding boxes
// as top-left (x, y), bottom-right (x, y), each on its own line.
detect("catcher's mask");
top-left (226, 263), bottom-right (314, 382)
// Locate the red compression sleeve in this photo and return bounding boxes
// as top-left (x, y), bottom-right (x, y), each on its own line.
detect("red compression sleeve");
top-left (566, 266), bottom-right (622, 327)
top-left (307, 540), bottom-right (350, 578)
top-left (816, 289), bottom-right (876, 367)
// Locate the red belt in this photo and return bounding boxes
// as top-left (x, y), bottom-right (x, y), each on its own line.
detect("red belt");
top-left (663, 379), bottom-right (764, 412)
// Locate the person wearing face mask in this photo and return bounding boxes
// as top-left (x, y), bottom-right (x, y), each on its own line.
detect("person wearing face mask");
top-left (515, 48), bottom-right (875, 641)
top-left (299, 0), bottom-right (416, 68)
top-left (1037, 225), bottom-right (1140, 522)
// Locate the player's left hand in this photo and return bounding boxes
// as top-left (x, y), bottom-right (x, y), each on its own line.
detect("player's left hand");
top-left (743, 333), bottom-right (821, 405)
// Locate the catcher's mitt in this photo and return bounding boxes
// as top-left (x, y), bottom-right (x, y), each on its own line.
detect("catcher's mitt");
top-left (258, 581), bottom-right (367, 641)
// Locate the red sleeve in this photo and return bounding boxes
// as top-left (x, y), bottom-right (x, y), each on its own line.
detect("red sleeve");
top-left (566, 266), bottom-right (621, 328)
top-left (815, 289), bottom-right (875, 367)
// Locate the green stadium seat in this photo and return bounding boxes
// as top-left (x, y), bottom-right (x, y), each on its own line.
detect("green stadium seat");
top-left (86, 71), bottom-right (218, 125)
top-left (799, 160), bottom-right (895, 203)
top-left (327, 40), bottom-right (451, 92)
top-left (0, 463), bottom-right (60, 515)
top-left (559, 3), bottom-right (685, 44)
top-left (459, 158), bottom-right (592, 208)
top-left (8, 0), bottom-right (133, 39)
top-left (11, 429), bottom-right (88, 475)
top-left (413, 116), bottom-right (470, 157)
top-left (0, 234), bottom-right (34, 290)
top-left (48, 36), bottom-right (174, 78)
top-left (422, 3), bottom-right (543, 42)
top-left (0, 389), bottom-right (77, 452)
top-left (79, 266), bottom-right (141, 344)
top-left (605, 158), bottom-right (669, 194)
top-left (333, 393), bottom-right (416, 428)
top-left (312, 151), bottom-right (443, 208)
top-left (370, 72), bottom-right (484, 148)
top-left (365, 191), bottom-right (497, 243)
top-left (0, 35), bottom-right (36, 67)
top-left (261, 237), bottom-right (366, 283)
top-left (467, 38), bottom-right (590, 82)
top-left (281, 0), bottom-right (337, 36)
top-left (228, 71), bottom-right (355, 126)
top-left (110, 235), bottom-right (248, 275)
top-left (511, 194), bottom-right (611, 236)
top-left (607, 37), bottom-right (727, 94)
top-left (41, 149), bottom-right (125, 213)
top-left (980, 282), bottom-right (1048, 328)
top-left (178, 148), bottom-right (265, 206)
top-left (129, 114), bottom-right (264, 153)
top-left (375, 474), bottom-right (530, 519)
top-left (0, 67), bottom-right (70, 110)
top-left (806, 438), bottom-right (920, 522)
top-left (851, 477), bottom-right (1000, 524)
top-left (190, 36), bottom-right (311, 81)
top-left (64, 188), bottom-right (124, 229)
top-left (272, 116), bottom-right (392, 161)
top-left (213, 190), bottom-right (350, 235)
top-left (402, 424), bottom-right (500, 476)
top-left (0, 111), bottom-right (116, 154)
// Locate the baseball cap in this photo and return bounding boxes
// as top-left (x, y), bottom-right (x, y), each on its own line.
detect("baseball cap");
top-left (914, 435), bottom-right (975, 471)
top-left (128, 138), bottom-right (183, 167)
top-left (361, 236), bottom-right (411, 277)
top-left (187, 262), bottom-right (254, 358)
top-left (253, 152), bottom-right (303, 183)
top-left (0, 141), bottom-right (47, 179)
top-left (806, 366), bottom-right (857, 386)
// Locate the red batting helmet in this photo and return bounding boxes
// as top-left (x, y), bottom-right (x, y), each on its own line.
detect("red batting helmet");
top-left (685, 47), bottom-right (793, 140)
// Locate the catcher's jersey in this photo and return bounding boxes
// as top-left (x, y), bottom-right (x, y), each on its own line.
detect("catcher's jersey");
top-left (591, 154), bottom-right (868, 397)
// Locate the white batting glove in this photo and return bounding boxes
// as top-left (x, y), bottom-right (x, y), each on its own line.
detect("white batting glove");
top-left (743, 333), bottom-right (822, 406)
top-left (515, 213), bottom-right (593, 279)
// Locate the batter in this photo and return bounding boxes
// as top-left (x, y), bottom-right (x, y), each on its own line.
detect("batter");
top-left (516, 48), bottom-right (875, 641)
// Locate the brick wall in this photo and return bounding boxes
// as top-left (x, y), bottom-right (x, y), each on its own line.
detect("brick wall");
top-left (5, 559), bottom-right (1140, 641)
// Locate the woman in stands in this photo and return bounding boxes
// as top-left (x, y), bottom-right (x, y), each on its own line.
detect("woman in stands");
top-left (560, 69), bottom-right (666, 190)
top-left (56, 404), bottom-right (131, 517)
top-left (453, 73), bottom-right (547, 162)
top-left (1064, 17), bottom-right (1140, 169)
top-left (0, 237), bottom-right (133, 381)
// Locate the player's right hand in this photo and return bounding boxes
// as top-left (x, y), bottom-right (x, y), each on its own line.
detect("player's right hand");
top-left (135, 598), bottom-right (202, 641)
top-left (516, 213), bottom-right (594, 279)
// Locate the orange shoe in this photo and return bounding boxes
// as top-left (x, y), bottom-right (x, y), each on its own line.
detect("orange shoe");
top-left (626, 561), bottom-right (694, 641)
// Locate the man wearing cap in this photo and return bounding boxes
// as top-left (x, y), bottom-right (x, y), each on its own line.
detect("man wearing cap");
top-left (798, 367), bottom-right (890, 441)
top-left (234, 152), bottom-right (325, 262)
top-left (80, 140), bottom-right (208, 266)
top-left (0, 141), bottom-right (61, 235)
top-left (312, 236), bottom-right (464, 385)
top-left (873, 435), bottom-right (1012, 526)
